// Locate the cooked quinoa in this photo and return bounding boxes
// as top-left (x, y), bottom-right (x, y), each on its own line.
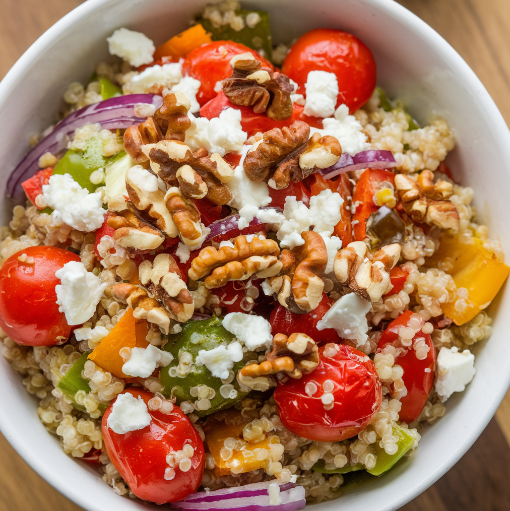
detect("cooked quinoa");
top-left (0, 2), bottom-right (507, 507)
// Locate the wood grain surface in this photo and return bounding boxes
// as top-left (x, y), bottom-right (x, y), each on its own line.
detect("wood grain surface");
top-left (1, 0), bottom-right (510, 510)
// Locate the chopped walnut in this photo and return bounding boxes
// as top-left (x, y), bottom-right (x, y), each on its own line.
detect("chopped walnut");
top-left (334, 241), bottom-right (401, 302)
top-left (222, 53), bottom-right (294, 120)
top-left (107, 196), bottom-right (165, 252)
top-left (123, 92), bottom-right (192, 163)
top-left (395, 171), bottom-right (459, 232)
top-left (188, 234), bottom-right (281, 282)
top-left (139, 253), bottom-right (194, 323)
top-left (145, 140), bottom-right (234, 205)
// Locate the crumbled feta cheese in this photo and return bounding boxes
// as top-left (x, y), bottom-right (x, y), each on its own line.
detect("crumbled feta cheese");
top-left (74, 325), bottom-right (109, 343)
top-left (276, 189), bottom-right (343, 249)
top-left (246, 12), bottom-right (262, 28)
top-left (195, 341), bottom-right (244, 379)
top-left (245, 234), bottom-right (266, 242)
top-left (107, 393), bottom-right (152, 434)
top-left (268, 483), bottom-right (281, 506)
top-left (303, 71), bottom-right (339, 118)
top-left (311, 104), bottom-right (369, 156)
top-left (319, 232), bottom-right (342, 274)
top-left (435, 347), bottom-right (476, 402)
top-left (175, 242), bottom-right (191, 263)
top-left (128, 165), bottom-right (159, 192)
top-left (222, 313), bottom-right (272, 351)
top-left (291, 93), bottom-right (305, 106)
top-left (107, 28), bottom-right (155, 67)
top-left (126, 62), bottom-right (182, 94)
top-left (261, 280), bottom-right (274, 296)
top-left (317, 293), bottom-right (371, 346)
top-left (122, 345), bottom-right (174, 378)
top-left (55, 261), bottom-right (108, 325)
top-left (185, 108), bottom-right (247, 156)
top-left (170, 76), bottom-right (201, 113)
top-left (43, 174), bottom-right (106, 232)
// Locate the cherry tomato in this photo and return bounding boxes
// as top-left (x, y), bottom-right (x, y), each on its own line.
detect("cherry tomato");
top-left (0, 246), bottom-right (80, 346)
top-left (274, 344), bottom-right (382, 442)
top-left (210, 280), bottom-right (273, 316)
top-left (21, 168), bottom-right (53, 209)
top-left (282, 29), bottom-right (376, 113)
top-left (102, 388), bottom-right (205, 504)
top-left (193, 197), bottom-right (230, 227)
top-left (268, 181), bottom-right (310, 210)
top-left (80, 448), bottom-right (102, 465)
top-left (304, 173), bottom-right (353, 246)
top-left (385, 266), bottom-right (411, 296)
top-left (270, 293), bottom-right (339, 345)
top-left (352, 168), bottom-right (395, 241)
top-left (377, 310), bottom-right (435, 423)
top-left (182, 42), bottom-right (273, 107)
top-left (200, 92), bottom-right (320, 137)
top-left (94, 214), bottom-right (116, 258)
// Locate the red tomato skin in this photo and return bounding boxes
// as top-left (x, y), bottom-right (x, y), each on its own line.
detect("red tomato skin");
top-left (21, 168), bottom-right (53, 208)
top-left (199, 92), bottom-right (316, 136)
top-left (377, 310), bottom-right (435, 423)
top-left (183, 42), bottom-right (273, 107)
top-left (193, 197), bottom-right (230, 226)
top-left (268, 181), bottom-right (310, 210)
top-left (274, 345), bottom-right (382, 442)
top-left (282, 29), bottom-right (376, 113)
top-left (270, 293), bottom-right (339, 345)
top-left (102, 389), bottom-right (205, 504)
top-left (352, 168), bottom-right (395, 241)
top-left (385, 266), bottom-right (411, 296)
top-left (0, 246), bottom-right (80, 346)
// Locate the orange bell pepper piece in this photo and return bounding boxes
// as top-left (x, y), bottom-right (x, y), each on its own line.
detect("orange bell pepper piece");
top-left (154, 25), bottom-right (212, 61)
top-left (88, 308), bottom-right (149, 378)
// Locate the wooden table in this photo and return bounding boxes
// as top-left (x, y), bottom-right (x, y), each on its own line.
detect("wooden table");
top-left (1, 0), bottom-right (510, 509)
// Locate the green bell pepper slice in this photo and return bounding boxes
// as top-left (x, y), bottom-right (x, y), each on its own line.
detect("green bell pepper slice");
top-left (312, 459), bottom-right (364, 475)
top-left (99, 77), bottom-right (122, 100)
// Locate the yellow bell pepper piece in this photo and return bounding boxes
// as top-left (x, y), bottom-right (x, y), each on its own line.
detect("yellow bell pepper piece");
top-left (153, 25), bottom-right (212, 61)
top-left (88, 308), bottom-right (149, 378)
top-left (428, 235), bottom-right (510, 325)
top-left (206, 421), bottom-right (281, 476)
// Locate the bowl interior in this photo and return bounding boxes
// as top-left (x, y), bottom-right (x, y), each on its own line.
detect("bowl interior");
top-left (1, 1), bottom-right (510, 510)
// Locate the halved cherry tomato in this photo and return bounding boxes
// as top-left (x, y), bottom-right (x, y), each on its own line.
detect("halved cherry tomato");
top-left (352, 168), bottom-right (395, 241)
top-left (282, 29), bottom-right (376, 113)
top-left (385, 266), bottom-right (411, 296)
top-left (210, 279), bottom-right (273, 317)
top-left (182, 41), bottom-right (273, 107)
top-left (94, 214), bottom-right (116, 258)
top-left (377, 310), bottom-right (435, 423)
top-left (269, 293), bottom-right (339, 345)
top-left (200, 92), bottom-right (321, 137)
top-left (80, 448), bottom-right (102, 465)
top-left (268, 181), bottom-right (310, 210)
top-left (274, 344), bottom-right (382, 442)
top-left (0, 246), bottom-right (80, 346)
top-left (21, 167), bottom-right (53, 208)
top-left (222, 152), bottom-right (242, 168)
top-left (304, 173), bottom-right (353, 246)
top-left (193, 197), bottom-right (230, 226)
top-left (102, 388), bottom-right (205, 504)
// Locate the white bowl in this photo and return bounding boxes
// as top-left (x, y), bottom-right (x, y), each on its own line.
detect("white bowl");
top-left (1, 0), bottom-right (510, 510)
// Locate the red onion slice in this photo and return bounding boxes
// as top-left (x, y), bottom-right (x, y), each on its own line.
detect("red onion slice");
top-left (321, 149), bottom-right (397, 180)
top-left (7, 94), bottom-right (161, 200)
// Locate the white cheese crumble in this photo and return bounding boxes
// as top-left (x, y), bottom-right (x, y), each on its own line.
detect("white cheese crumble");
top-left (195, 341), bottom-right (244, 379)
top-left (261, 280), bottom-right (274, 296)
top-left (170, 76), bottom-right (202, 113)
top-left (320, 233), bottom-right (342, 274)
top-left (55, 261), bottom-right (108, 325)
top-left (317, 293), bottom-right (371, 346)
top-left (222, 313), bottom-right (272, 351)
top-left (122, 345), bottom-right (174, 378)
top-left (268, 483), bottom-right (281, 506)
top-left (311, 104), bottom-right (370, 156)
top-left (185, 108), bottom-right (247, 156)
top-left (303, 71), bottom-right (339, 118)
top-left (107, 393), bottom-right (152, 434)
top-left (74, 325), bottom-right (109, 343)
top-left (43, 174), bottom-right (106, 232)
top-left (107, 28), bottom-right (155, 67)
top-left (435, 347), bottom-right (476, 402)
top-left (175, 242), bottom-right (191, 263)
top-left (276, 189), bottom-right (343, 249)
top-left (126, 62), bottom-right (182, 94)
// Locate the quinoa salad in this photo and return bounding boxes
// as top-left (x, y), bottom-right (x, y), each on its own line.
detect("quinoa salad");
top-left (1, 1), bottom-right (508, 508)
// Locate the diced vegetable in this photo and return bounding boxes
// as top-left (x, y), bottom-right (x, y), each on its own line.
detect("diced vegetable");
top-left (104, 151), bottom-right (135, 198)
top-left (160, 317), bottom-right (255, 416)
top-left (312, 459), bottom-right (364, 475)
top-left (154, 24), bottom-right (212, 61)
top-left (57, 352), bottom-right (92, 410)
top-left (427, 234), bottom-right (510, 325)
top-left (198, 10), bottom-right (273, 61)
top-left (99, 77), bottom-right (121, 100)
top-left (21, 167), bottom-right (53, 209)
top-left (206, 417), bottom-right (281, 476)
top-left (88, 308), bottom-right (149, 378)
top-left (367, 425), bottom-right (418, 476)
top-left (377, 86), bottom-right (393, 112)
top-left (386, 266), bottom-right (411, 296)
top-left (366, 206), bottom-right (406, 247)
